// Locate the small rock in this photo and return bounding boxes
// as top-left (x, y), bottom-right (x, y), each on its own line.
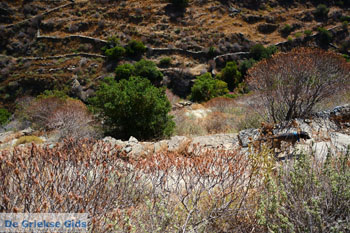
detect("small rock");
top-left (129, 136), bottom-right (138, 143)
top-left (238, 128), bottom-right (260, 148)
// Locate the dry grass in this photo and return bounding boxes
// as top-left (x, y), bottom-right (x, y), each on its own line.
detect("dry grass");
top-left (174, 96), bottom-right (264, 136)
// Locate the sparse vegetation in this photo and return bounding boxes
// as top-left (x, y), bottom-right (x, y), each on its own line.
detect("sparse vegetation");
top-left (14, 135), bottom-right (43, 146)
top-left (280, 24), bottom-right (293, 37)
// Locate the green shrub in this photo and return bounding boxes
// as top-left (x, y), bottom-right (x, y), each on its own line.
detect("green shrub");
top-left (318, 27), bottom-right (333, 45)
top-left (114, 60), bottom-right (163, 84)
top-left (115, 63), bottom-right (135, 81)
top-left (125, 40), bottom-right (146, 57)
top-left (170, 0), bottom-right (189, 9)
top-left (342, 20), bottom-right (349, 30)
top-left (340, 15), bottom-right (350, 22)
top-left (190, 73), bottom-right (229, 102)
top-left (0, 108), bottom-right (11, 125)
top-left (207, 46), bottom-right (217, 57)
top-left (104, 46), bottom-right (126, 60)
top-left (159, 57), bottom-right (172, 67)
top-left (280, 24), bottom-right (293, 36)
top-left (304, 29), bottom-right (312, 36)
top-left (133, 59), bottom-right (163, 84)
top-left (37, 90), bottom-right (69, 99)
top-left (239, 58), bottom-right (256, 77)
top-left (257, 151), bottom-right (350, 232)
top-left (218, 61), bottom-right (242, 91)
top-left (314, 4), bottom-right (329, 20)
top-left (294, 32), bottom-right (302, 38)
top-left (250, 44), bottom-right (277, 61)
top-left (90, 76), bottom-right (174, 140)
top-left (15, 136), bottom-right (43, 146)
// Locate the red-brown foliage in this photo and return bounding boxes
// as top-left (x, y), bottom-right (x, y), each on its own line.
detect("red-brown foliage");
top-left (25, 97), bottom-right (99, 139)
top-left (0, 140), bottom-right (260, 232)
top-left (247, 48), bottom-right (350, 123)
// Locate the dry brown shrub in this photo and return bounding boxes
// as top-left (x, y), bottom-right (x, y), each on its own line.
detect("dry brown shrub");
top-left (0, 139), bottom-right (263, 232)
top-left (24, 97), bottom-right (100, 139)
top-left (204, 96), bottom-right (236, 113)
top-left (165, 88), bottom-right (180, 106)
top-left (203, 111), bottom-right (232, 134)
top-left (0, 139), bottom-right (146, 231)
top-left (247, 48), bottom-right (350, 123)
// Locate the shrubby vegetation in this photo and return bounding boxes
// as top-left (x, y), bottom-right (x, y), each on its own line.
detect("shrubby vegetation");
top-left (249, 44), bottom-right (277, 61)
top-left (104, 46), bottom-right (126, 61)
top-left (103, 39), bottom-right (146, 60)
top-left (247, 48), bottom-right (350, 122)
top-left (0, 108), bottom-right (10, 125)
top-left (125, 40), bottom-right (147, 57)
top-left (91, 76), bottom-right (174, 140)
top-left (190, 73), bottom-right (229, 102)
top-left (3, 137), bottom-right (349, 232)
top-left (19, 91), bottom-right (98, 139)
top-left (314, 4), bottom-right (329, 20)
top-left (14, 135), bottom-right (43, 146)
top-left (158, 57), bottom-right (172, 67)
top-left (115, 59), bottom-right (163, 84)
top-left (317, 27), bottom-right (333, 45)
top-left (217, 61), bottom-right (242, 91)
top-left (258, 151), bottom-right (350, 232)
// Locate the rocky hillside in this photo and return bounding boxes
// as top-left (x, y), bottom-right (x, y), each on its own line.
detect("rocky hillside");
top-left (2, 104), bottom-right (349, 162)
top-left (0, 0), bottom-right (349, 109)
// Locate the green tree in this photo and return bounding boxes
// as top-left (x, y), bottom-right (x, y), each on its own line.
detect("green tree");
top-left (218, 61), bottom-right (242, 91)
top-left (91, 76), bottom-right (174, 140)
top-left (115, 63), bottom-right (135, 81)
top-left (133, 59), bottom-right (163, 84)
top-left (0, 108), bottom-right (11, 125)
top-left (125, 40), bottom-right (147, 57)
top-left (250, 44), bottom-right (277, 61)
top-left (190, 73), bottom-right (229, 102)
top-left (104, 46), bottom-right (126, 60)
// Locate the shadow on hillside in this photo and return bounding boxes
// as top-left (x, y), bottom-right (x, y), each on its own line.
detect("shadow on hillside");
top-left (164, 4), bottom-right (186, 21)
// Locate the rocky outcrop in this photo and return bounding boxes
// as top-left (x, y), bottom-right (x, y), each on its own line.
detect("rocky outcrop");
top-left (100, 105), bottom-right (350, 160)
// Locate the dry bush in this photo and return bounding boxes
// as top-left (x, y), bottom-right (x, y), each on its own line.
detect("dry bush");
top-left (0, 139), bottom-right (147, 232)
top-left (24, 97), bottom-right (99, 139)
top-left (173, 110), bottom-right (208, 136)
top-left (247, 48), bottom-right (350, 123)
top-left (0, 139), bottom-right (265, 232)
top-left (203, 111), bottom-right (232, 134)
top-left (204, 97), bottom-right (236, 113)
top-left (166, 88), bottom-right (180, 106)
top-left (46, 99), bottom-right (99, 139)
top-left (127, 146), bottom-right (259, 232)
